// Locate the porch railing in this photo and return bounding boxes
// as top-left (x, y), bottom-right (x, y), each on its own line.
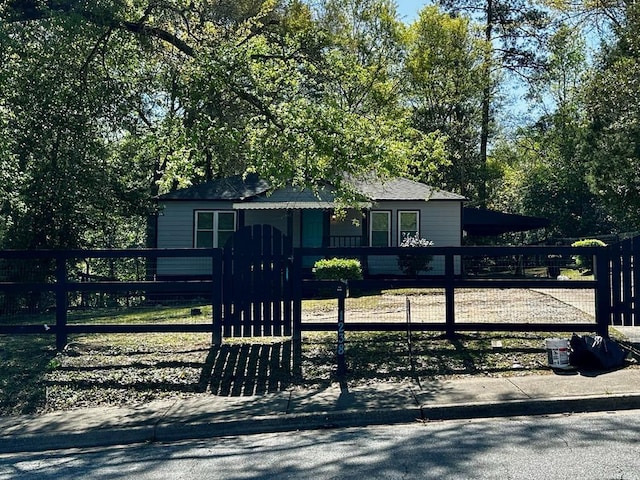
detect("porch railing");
top-left (329, 236), bottom-right (365, 247)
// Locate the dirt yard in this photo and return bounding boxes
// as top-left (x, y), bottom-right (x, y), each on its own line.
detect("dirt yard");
top-left (301, 288), bottom-right (596, 325)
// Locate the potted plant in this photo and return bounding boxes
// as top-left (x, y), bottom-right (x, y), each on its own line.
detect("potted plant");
top-left (313, 258), bottom-right (363, 297)
top-left (397, 234), bottom-right (434, 277)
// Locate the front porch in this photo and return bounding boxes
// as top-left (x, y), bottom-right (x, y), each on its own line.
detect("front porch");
top-left (239, 207), bottom-right (369, 249)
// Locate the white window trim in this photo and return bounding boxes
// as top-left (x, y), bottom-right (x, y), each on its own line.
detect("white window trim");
top-left (369, 210), bottom-right (391, 247)
top-left (398, 210), bottom-right (420, 245)
top-left (194, 210), bottom-right (236, 248)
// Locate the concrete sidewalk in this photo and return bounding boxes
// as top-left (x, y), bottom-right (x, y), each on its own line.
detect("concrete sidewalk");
top-left (1, 366), bottom-right (640, 454)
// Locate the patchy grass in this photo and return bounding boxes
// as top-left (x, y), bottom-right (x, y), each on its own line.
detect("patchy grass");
top-left (0, 303), bottom-right (637, 416)
top-left (67, 304), bottom-right (213, 325)
top-left (560, 268), bottom-right (595, 280)
top-left (0, 335), bottom-right (58, 415)
top-left (301, 331), bottom-right (555, 386)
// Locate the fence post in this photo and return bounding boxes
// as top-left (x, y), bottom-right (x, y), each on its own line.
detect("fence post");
top-left (445, 250), bottom-right (455, 339)
top-left (595, 247), bottom-right (612, 338)
top-left (336, 281), bottom-right (347, 376)
top-left (292, 251), bottom-right (303, 343)
top-left (55, 253), bottom-right (68, 351)
top-left (212, 249), bottom-right (223, 346)
top-left (291, 251), bottom-right (303, 378)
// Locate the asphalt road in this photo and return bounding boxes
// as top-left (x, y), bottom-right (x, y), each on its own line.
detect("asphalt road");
top-left (2, 410), bottom-right (640, 479)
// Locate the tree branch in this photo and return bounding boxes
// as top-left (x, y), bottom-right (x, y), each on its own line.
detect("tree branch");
top-left (6, 0), bottom-right (196, 57)
top-left (120, 20), bottom-right (195, 56)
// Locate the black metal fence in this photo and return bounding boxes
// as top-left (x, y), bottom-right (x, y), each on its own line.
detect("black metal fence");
top-left (0, 242), bottom-right (631, 351)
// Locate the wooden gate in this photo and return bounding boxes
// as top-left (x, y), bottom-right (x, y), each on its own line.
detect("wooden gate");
top-left (222, 225), bottom-right (293, 337)
top-left (610, 235), bottom-right (640, 326)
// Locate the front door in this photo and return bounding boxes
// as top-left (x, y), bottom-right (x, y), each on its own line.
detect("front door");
top-left (301, 210), bottom-right (324, 268)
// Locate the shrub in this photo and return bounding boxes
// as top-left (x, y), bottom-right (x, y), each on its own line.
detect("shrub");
top-left (571, 239), bottom-right (606, 272)
top-left (313, 258), bottom-right (363, 281)
top-left (397, 234), bottom-right (434, 276)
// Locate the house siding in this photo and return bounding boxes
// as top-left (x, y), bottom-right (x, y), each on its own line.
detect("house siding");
top-left (156, 200), bottom-right (233, 276)
top-left (155, 199), bottom-right (463, 277)
top-left (367, 200), bottom-right (462, 275)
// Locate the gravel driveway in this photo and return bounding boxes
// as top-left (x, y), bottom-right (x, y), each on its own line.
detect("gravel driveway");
top-left (301, 288), bottom-right (596, 325)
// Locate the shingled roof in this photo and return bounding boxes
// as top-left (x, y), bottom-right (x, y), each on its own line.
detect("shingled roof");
top-left (158, 174), bottom-right (466, 203)
top-left (350, 176), bottom-right (466, 201)
top-left (157, 174), bottom-right (270, 201)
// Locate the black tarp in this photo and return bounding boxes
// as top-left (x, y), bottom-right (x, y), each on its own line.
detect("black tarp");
top-left (463, 208), bottom-right (549, 236)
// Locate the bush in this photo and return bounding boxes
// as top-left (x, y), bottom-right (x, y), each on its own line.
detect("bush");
top-left (313, 258), bottom-right (363, 281)
top-left (571, 239), bottom-right (606, 272)
top-left (397, 234), bottom-right (434, 276)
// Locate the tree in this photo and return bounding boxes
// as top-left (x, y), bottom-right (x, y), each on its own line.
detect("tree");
top-left (493, 124), bottom-right (612, 239)
top-left (490, 26), bottom-right (613, 240)
top-left (582, 2), bottom-right (640, 230)
top-left (0, 10), bottom-right (135, 249)
top-left (404, 5), bottom-right (486, 197)
top-left (439, 0), bottom-right (551, 206)
top-left (0, 0), bottom-right (446, 250)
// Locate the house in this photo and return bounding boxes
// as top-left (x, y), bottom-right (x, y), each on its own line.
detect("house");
top-left (154, 174), bottom-right (467, 277)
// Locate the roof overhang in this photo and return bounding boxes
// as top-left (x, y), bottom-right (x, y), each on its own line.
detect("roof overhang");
top-left (234, 201), bottom-right (337, 210)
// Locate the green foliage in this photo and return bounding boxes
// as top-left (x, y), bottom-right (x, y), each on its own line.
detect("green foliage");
top-left (404, 5), bottom-right (485, 196)
top-left (3, 0), bottom-right (638, 250)
top-left (490, 120), bottom-right (613, 240)
top-left (488, 22), bottom-right (613, 240)
top-left (571, 239), bottom-right (607, 272)
top-left (582, 3), bottom-right (640, 230)
top-left (1, 0), bottom-right (455, 252)
top-left (313, 258), bottom-right (363, 281)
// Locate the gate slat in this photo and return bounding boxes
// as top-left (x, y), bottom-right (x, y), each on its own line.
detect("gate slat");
top-left (271, 228), bottom-right (283, 336)
top-left (250, 224), bottom-right (264, 337)
top-left (622, 238), bottom-right (633, 326)
top-left (222, 246), bottom-right (234, 337)
top-left (611, 242), bottom-right (623, 325)
top-left (262, 225), bottom-right (274, 336)
top-left (282, 233), bottom-right (293, 337)
top-left (246, 225), bottom-right (260, 337)
top-left (222, 224), bottom-right (293, 339)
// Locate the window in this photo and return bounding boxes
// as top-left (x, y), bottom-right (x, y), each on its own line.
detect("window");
top-left (370, 211), bottom-right (391, 247)
top-left (194, 211), bottom-right (236, 248)
top-left (398, 211), bottom-right (419, 243)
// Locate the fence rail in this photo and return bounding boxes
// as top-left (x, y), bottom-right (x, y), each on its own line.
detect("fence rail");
top-left (293, 245), bottom-right (610, 339)
top-left (0, 242), bottom-right (630, 350)
top-left (0, 249), bottom-right (223, 349)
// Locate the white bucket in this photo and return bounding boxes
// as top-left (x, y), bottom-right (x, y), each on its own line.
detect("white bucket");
top-left (546, 338), bottom-right (570, 369)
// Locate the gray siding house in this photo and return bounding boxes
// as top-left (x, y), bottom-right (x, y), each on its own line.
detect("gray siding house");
top-left (154, 174), bottom-right (466, 277)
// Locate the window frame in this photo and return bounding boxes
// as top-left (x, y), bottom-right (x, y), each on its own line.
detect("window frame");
top-left (369, 210), bottom-right (391, 247)
top-left (194, 210), bottom-right (237, 248)
top-left (398, 210), bottom-right (420, 244)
